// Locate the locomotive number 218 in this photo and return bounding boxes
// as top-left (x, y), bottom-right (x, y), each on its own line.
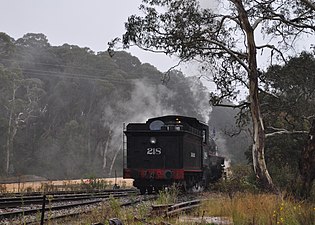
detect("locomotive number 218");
top-left (147, 148), bottom-right (162, 155)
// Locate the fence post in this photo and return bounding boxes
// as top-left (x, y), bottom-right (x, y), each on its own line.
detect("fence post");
top-left (40, 194), bottom-right (46, 225)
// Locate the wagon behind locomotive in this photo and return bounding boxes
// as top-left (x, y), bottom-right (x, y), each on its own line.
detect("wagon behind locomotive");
top-left (123, 115), bottom-right (224, 194)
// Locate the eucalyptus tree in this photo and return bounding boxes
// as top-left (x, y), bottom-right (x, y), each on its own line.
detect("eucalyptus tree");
top-left (261, 51), bottom-right (315, 197)
top-left (0, 32), bottom-right (15, 57)
top-left (262, 52), bottom-right (315, 134)
top-left (110, 0), bottom-right (315, 190)
top-left (0, 66), bottom-right (45, 175)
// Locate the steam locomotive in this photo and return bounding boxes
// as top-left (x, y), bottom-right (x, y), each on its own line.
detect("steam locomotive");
top-left (123, 115), bottom-right (224, 194)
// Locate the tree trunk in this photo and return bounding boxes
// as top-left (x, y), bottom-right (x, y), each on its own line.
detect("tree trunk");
top-left (249, 75), bottom-right (274, 190)
top-left (6, 112), bottom-right (13, 174)
top-left (109, 144), bottom-right (122, 177)
top-left (102, 129), bottom-right (112, 170)
top-left (5, 82), bottom-right (17, 175)
top-left (233, 0), bottom-right (275, 190)
top-left (86, 88), bottom-right (95, 165)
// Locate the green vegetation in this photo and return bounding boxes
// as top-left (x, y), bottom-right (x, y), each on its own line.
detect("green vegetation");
top-left (45, 186), bottom-right (314, 225)
top-left (200, 193), bottom-right (314, 225)
top-left (1, 1), bottom-right (315, 219)
top-left (0, 32), bottom-right (211, 179)
top-left (1, 31), bottom-right (314, 198)
top-left (0, 184), bottom-right (7, 193)
top-left (114, 0), bottom-right (315, 192)
top-left (1, 167), bottom-right (312, 225)
top-left (155, 184), bottom-right (180, 205)
top-left (80, 177), bottom-right (109, 190)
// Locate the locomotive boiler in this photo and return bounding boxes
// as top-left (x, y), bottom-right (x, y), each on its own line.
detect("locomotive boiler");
top-left (123, 115), bottom-right (224, 194)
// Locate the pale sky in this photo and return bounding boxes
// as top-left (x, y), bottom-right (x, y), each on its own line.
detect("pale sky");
top-left (0, 0), bottom-right (178, 72)
top-left (1, 0), bottom-right (312, 97)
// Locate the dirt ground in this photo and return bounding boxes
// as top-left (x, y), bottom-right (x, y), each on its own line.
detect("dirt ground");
top-left (0, 177), bottom-right (134, 193)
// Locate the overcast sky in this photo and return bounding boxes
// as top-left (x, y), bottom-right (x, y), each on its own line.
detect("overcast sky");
top-left (0, 0), bottom-right (179, 72)
top-left (1, 0), bottom-right (312, 94)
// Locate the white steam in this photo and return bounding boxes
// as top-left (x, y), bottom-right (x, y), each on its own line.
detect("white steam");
top-left (120, 79), bottom-right (176, 123)
top-left (187, 76), bottom-right (212, 123)
top-left (213, 131), bottom-right (230, 158)
top-left (101, 79), bottom-right (177, 176)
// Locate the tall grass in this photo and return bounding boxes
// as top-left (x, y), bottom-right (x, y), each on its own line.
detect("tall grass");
top-left (35, 191), bottom-right (314, 225)
top-left (155, 184), bottom-right (180, 205)
top-left (200, 192), bottom-right (315, 225)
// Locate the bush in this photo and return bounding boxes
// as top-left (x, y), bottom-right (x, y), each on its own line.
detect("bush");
top-left (210, 164), bottom-right (259, 198)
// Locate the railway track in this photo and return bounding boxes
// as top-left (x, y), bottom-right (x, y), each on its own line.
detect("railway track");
top-left (26, 194), bottom-right (157, 225)
top-left (0, 189), bottom-right (136, 209)
top-left (152, 199), bottom-right (202, 217)
top-left (0, 188), bottom-right (135, 198)
top-left (0, 188), bottom-right (139, 224)
top-left (1, 187), bottom-right (205, 224)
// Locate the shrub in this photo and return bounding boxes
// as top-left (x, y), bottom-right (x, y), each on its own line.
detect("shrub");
top-left (210, 164), bottom-right (259, 198)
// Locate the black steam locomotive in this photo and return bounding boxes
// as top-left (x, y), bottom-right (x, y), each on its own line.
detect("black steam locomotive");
top-left (123, 115), bottom-right (224, 194)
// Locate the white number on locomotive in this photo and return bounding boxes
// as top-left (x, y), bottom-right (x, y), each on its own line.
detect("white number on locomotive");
top-left (147, 148), bottom-right (162, 155)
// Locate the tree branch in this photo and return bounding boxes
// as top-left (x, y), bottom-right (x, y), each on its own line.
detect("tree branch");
top-left (211, 101), bottom-right (250, 109)
top-left (256, 44), bottom-right (287, 63)
top-left (258, 87), bottom-right (280, 99)
top-left (206, 39), bottom-right (250, 72)
top-left (300, 0), bottom-right (315, 11)
top-left (266, 127), bottom-right (308, 137)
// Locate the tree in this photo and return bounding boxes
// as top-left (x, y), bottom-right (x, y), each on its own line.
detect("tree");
top-left (300, 119), bottom-right (315, 199)
top-left (111, 0), bottom-right (315, 190)
top-left (0, 32), bottom-right (15, 57)
top-left (0, 32), bottom-right (216, 178)
top-left (0, 66), bottom-right (45, 175)
top-left (15, 33), bottom-right (50, 49)
top-left (262, 52), bottom-right (315, 134)
top-left (260, 51), bottom-right (315, 197)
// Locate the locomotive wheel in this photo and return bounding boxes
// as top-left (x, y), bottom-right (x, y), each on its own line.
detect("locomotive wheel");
top-left (182, 177), bottom-right (204, 193)
top-left (191, 181), bottom-right (204, 193)
top-left (180, 181), bottom-right (189, 193)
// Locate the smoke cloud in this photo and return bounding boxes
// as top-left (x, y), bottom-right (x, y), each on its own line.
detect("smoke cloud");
top-left (187, 76), bottom-right (212, 123)
top-left (101, 78), bottom-right (177, 176)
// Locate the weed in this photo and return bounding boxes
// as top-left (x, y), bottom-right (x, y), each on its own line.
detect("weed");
top-left (140, 202), bottom-right (151, 218)
top-left (200, 192), bottom-right (315, 225)
top-left (156, 184), bottom-right (179, 205)
top-left (80, 177), bottom-right (109, 190)
top-left (0, 184), bottom-right (7, 193)
top-left (123, 208), bottom-right (135, 225)
top-left (121, 180), bottom-right (127, 188)
top-left (108, 195), bottom-right (121, 218)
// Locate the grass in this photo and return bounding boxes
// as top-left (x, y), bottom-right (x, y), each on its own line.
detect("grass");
top-left (9, 188), bottom-right (313, 224)
top-left (155, 184), bottom-right (180, 205)
top-left (199, 192), bottom-right (315, 225)
top-left (0, 177), bottom-right (132, 193)
top-left (2, 180), bottom-right (313, 224)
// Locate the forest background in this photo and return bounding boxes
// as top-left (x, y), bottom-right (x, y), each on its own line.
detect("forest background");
top-left (0, 32), bottom-right (250, 180)
top-left (0, 32), bottom-right (314, 194)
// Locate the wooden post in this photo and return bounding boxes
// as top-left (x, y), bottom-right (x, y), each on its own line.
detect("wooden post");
top-left (40, 194), bottom-right (46, 225)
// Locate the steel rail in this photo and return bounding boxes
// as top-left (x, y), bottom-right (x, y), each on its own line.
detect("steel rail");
top-left (25, 194), bottom-right (158, 224)
top-left (0, 192), bottom-right (138, 219)
top-left (0, 189), bottom-right (137, 208)
top-left (151, 199), bottom-right (202, 217)
top-left (0, 192), bottom-right (136, 209)
top-left (166, 199), bottom-right (201, 216)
